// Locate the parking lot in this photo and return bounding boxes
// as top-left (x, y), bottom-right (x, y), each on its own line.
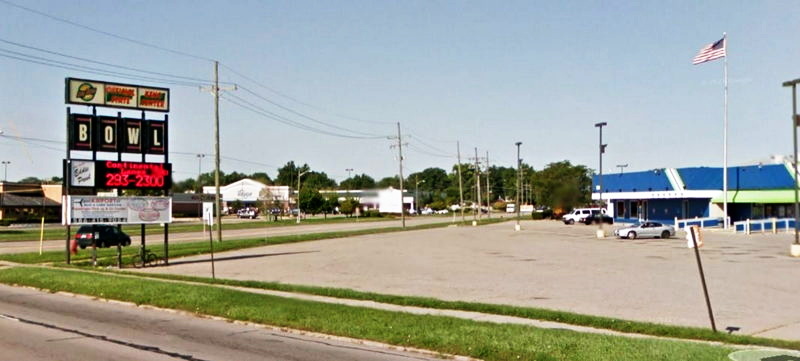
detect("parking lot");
top-left (137, 219), bottom-right (800, 340)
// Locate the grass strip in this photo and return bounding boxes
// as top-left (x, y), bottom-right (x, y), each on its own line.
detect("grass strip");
top-left (109, 270), bottom-right (800, 351)
top-left (0, 218), bottom-right (506, 265)
top-left (0, 216), bottom-right (388, 242)
top-left (0, 267), bottom-right (733, 361)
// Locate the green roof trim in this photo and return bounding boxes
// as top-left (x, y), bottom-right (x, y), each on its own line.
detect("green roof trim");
top-left (711, 189), bottom-right (799, 203)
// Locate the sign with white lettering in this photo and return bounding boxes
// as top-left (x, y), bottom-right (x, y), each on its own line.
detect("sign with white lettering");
top-left (63, 195), bottom-right (172, 225)
top-left (96, 116), bottom-right (118, 152)
top-left (69, 114), bottom-right (93, 151)
top-left (66, 78), bottom-right (169, 112)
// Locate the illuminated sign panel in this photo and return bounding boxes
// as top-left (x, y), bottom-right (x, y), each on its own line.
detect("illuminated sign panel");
top-left (96, 161), bottom-right (172, 190)
top-left (66, 78), bottom-right (169, 112)
top-left (69, 160), bottom-right (171, 190)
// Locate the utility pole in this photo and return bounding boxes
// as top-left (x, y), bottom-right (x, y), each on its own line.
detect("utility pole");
top-left (456, 141), bottom-right (465, 223)
top-left (296, 169), bottom-right (308, 224)
top-left (213, 61), bottom-right (222, 244)
top-left (515, 142), bottom-right (522, 231)
top-left (782, 78), bottom-right (800, 257)
top-left (473, 147), bottom-right (482, 223)
top-left (203, 61), bottom-right (236, 243)
top-left (485, 150), bottom-right (491, 218)
top-left (389, 122), bottom-right (407, 228)
top-left (197, 154), bottom-right (205, 230)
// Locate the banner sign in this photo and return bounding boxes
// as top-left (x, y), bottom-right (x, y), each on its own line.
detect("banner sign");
top-left (66, 78), bottom-right (169, 112)
top-left (63, 195), bottom-right (172, 225)
top-left (69, 160), bottom-right (172, 190)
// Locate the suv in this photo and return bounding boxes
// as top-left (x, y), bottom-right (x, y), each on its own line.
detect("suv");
top-left (75, 225), bottom-right (131, 249)
top-left (562, 208), bottom-right (606, 225)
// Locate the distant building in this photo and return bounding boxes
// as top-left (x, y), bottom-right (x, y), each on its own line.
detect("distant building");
top-left (202, 179), bottom-right (291, 210)
top-left (0, 182), bottom-right (62, 223)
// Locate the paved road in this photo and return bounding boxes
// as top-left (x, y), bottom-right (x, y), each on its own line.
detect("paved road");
top-left (0, 284), bottom-right (443, 361)
top-left (0, 215), bottom-right (484, 255)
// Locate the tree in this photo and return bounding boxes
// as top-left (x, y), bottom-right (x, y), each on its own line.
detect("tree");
top-left (340, 173), bottom-right (376, 190)
top-left (275, 161), bottom-right (308, 186)
top-left (406, 167), bottom-right (450, 206)
top-left (320, 194), bottom-right (339, 219)
top-left (377, 176), bottom-right (399, 188)
top-left (250, 172), bottom-right (272, 185)
top-left (303, 171), bottom-right (337, 190)
top-left (531, 161), bottom-right (592, 213)
top-left (299, 187), bottom-right (324, 215)
top-left (339, 198), bottom-right (360, 217)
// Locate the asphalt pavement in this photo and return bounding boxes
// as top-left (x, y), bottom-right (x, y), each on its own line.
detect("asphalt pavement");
top-left (0, 283), bottom-right (449, 361)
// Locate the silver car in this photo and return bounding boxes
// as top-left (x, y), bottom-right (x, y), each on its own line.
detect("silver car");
top-left (614, 221), bottom-right (675, 239)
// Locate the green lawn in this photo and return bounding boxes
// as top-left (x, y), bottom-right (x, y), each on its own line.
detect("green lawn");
top-left (0, 267), bottom-right (734, 361)
top-left (0, 215), bottom-right (388, 242)
top-left (104, 270), bottom-right (800, 352)
top-left (0, 218), bottom-right (506, 265)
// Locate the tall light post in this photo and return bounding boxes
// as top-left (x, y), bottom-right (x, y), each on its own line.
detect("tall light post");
top-left (415, 176), bottom-right (425, 214)
top-left (616, 164), bottom-right (628, 175)
top-left (296, 169), bottom-right (308, 224)
top-left (196, 154), bottom-right (205, 223)
top-left (515, 141), bottom-right (522, 231)
top-left (345, 168), bottom-right (353, 197)
top-left (1, 161), bottom-right (10, 182)
top-left (594, 122), bottom-right (608, 238)
top-left (783, 77), bottom-right (800, 257)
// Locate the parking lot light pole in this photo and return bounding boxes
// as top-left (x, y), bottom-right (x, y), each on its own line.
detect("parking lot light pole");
top-left (595, 122), bottom-right (607, 238)
top-left (782, 78), bottom-right (800, 257)
top-left (515, 142), bottom-right (522, 231)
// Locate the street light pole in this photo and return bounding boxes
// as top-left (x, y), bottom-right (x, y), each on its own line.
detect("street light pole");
top-left (345, 168), bottom-right (353, 198)
top-left (1, 161), bottom-right (10, 182)
top-left (515, 142), bottom-right (522, 231)
top-left (415, 176), bottom-right (425, 214)
top-left (616, 164), bottom-right (628, 175)
top-left (196, 154), bottom-right (205, 225)
top-left (296, 169), bottom-right (308, 224)
top-left (782, 77), bottom-right (800, 257)
top-left (594, 122), bottom-right (608, 238)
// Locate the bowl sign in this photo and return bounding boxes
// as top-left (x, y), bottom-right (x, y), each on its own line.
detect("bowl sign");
top-left (66, 78), bottom-right (169, 112)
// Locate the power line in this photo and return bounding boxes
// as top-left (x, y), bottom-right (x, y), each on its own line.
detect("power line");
top-left (0, 0), bottom-right (215, 63)
top-left (406, 144), bottom-right (454, 159)
top-left (238, 85), bottom-right (383, 138)
top-left (222, 93), bottom-right (387, 140)
top-left (220, 64), bottom-right (395, 126)
top-left (407, 133), bottom-right (456, 156)
top-left (0, 49), bottom-right (204, 87)
top-left (0, 37), bottom-right (225, 85)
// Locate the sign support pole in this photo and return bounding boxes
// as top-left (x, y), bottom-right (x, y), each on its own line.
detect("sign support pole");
top-left (164, 114), bottom-right (169, 265)
top-left (65, 107), bottom-right (71, 265)
top-left (689, 226), bottom-right (717, 332)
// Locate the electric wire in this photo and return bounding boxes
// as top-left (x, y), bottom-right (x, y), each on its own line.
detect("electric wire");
top-left (0, 37), bottom-right (226, 85)
top-left (222, 93), bottom-right (387, 140)
top-left (0, 49), bottom-right (204, 87)
top-left (220, 64), bottom-right (395, 126)
top-left (0, 0), bottom-right (215, 63)
top-left (238, 85), bottom-right (383, 137)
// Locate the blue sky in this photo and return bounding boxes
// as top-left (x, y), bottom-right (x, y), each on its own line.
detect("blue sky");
top-left (1, 1), bottom-right (799, 183)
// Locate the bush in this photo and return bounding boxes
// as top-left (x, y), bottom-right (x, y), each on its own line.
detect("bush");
top-left (362, 210), bottom-right (384, 218)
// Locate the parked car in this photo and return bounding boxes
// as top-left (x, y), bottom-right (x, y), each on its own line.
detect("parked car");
top-left (237, 207), bottom-right (258, 219)
top-left (614, 222), bottom-right (675, 239)
top-left (75, 225), bottom-right (131, 249)
top-left (562, 208), bottom-right (606, 225)
top-left (582, 213), bottom-right (614, 225)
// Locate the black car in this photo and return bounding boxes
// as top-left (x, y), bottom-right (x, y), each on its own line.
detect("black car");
top-left (75, 225), bottom-right (132, 249)
top-left (582, 213), bottom-right (614, 225)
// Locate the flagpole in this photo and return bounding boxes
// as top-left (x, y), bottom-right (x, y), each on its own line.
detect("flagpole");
top-left (723, 32), bottom-right (729, 229)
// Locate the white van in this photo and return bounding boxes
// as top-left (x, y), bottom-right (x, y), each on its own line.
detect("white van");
top-left (562, 208), bottom-right (606, 225)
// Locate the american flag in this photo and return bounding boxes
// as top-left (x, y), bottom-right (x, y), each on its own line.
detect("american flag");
top-left (692, 38), bottom-right (726, 65)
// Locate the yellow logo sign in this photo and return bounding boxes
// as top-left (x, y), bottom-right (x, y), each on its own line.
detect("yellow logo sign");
top-left (75, 83), bottom-right (97, 102)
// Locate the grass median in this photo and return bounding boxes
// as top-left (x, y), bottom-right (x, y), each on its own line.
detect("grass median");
top-left (0, 218), bottom-right (506, 265)
top-left (0, 267), bottom-right (733, 361)
top-left (107, 269), bottom-right (800, 352)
